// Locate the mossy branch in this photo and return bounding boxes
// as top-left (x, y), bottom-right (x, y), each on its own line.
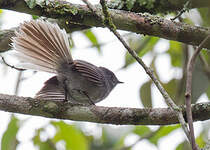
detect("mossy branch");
top-left (107, 0), bottom-right (210, 14)
top-left (0, 0), bottom-right (210, 50)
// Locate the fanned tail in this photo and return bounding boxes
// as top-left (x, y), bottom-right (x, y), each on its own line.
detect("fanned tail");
top-left (12, 20), bottom-right (73, 73)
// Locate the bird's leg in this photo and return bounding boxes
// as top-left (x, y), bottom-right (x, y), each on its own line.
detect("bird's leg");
top-left (63, 79), bottom-right (68, 102)
top-left (80, 90), bottom-right (95, 105)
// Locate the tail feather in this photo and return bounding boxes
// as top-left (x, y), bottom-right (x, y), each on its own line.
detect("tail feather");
top-left (16, 26), bottom-right (59, 61)
top-left (13, 53), bottom-right (55, 73)
top-left (20, 63), bottom-right (55, 73)
top-left (29, 21), bottom-right (66, 59)
top-left (31, 21), bottom-right (72, 62)
top-left (12, 20), bottom-right (73, 73)
top-left (35, 76), bottom-right (65, 100)
top-left (14, 37), bottom-right (55, 65)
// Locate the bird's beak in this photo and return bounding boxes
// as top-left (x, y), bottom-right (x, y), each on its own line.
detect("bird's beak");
top-left (118, 80), bottom-right (124, 84)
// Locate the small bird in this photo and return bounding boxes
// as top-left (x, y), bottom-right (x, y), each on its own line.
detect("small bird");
top-left (12, 20), bottom-right (122, 105)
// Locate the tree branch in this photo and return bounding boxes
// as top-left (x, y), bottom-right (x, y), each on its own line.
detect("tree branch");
top-left (1, 56), bottom-right (26, 71)
top-left (107, 0), bottom-right (210, 14)
top-left (0, 93), bottom-right (210, 125)
top-left (0, 0), bottom-right (210, 50)
top-left (185, 35), bottom-right (210, 150)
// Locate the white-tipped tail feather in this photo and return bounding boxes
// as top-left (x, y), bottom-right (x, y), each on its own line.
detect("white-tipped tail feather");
top-left (12, 20), bottom-right (73, 73)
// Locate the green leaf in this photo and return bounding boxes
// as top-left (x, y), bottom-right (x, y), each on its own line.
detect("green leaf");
top-left (149, 125), bottom-right (180, 145)
top-left (140, 81), bottom-right (152, 107)
top-left (163, 79), bottom-right (179, 100)
top-left (136, 36), bottom-right (159, 57)
top-left (201, 50), bottom-right (210, 67)
top-left (133, 126), bottom-right (151, 136)
top-left (192, 58), bottom-right (210, 103)
top-left (101, 127), bottom-right (121, 147)
top-left (51, 121), bottom-right (88, 150)
top-left (163, 78), bottom-right (186, 105)
top-left (32, 15), bottom-right (39, 20)
top-left (182, 17), bottom-right (195, 25)
top-left (25, 0), bottom-right (37, 9)
top-left (33, 128), bottom-right (56, 150)
top-left (196, 132), bottom-right (205, 148)
top-left (126, 0), bottom-right (136, 10)
top-left (113, 135), bottom-right (126, 150)
top-left (83, 29), bottom-right (100, 52)
top-left (176, 140), bottom-right (191, 150)
top-left (124, 36), bottom-right (159, 68)
top-left (1, 115), bottom-right (20, 150)
top-left (206, 85), bottom-right (210, 99)
top-left (198, 8), bottom-right (210, 27)
top-left (167, 41), bottom-right (182, 67)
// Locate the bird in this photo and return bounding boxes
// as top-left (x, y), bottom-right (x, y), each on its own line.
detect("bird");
top-left (12, 20), bottom-right (122, 105)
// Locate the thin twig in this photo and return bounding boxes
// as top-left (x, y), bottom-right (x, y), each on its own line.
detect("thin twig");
top-left (82, 0), bottom-right (191, 142)
top-left (171, 1), bottom-right (190, 21)
top-left (82, 0), bottom-right (96, 13)
top-left (1, 56), bottom-right (26, 71)
top-left (185, 35), bottom-right (210, 150)
top-left (82, 0), bottom-right (102, 22)
top-left (14, 71), bottom-right (23, 95)
top-left (171, 10), bottom-right (186, 21)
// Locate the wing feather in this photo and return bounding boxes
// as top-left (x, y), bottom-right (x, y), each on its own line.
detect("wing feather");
top-left (74, 61), bottom-right (104, 86)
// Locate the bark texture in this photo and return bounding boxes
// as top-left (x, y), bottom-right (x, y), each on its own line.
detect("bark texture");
top-left (0, 94), bottom-right (210, 125)
top-left (107, 0), bottom-right (210, 14)
top-left (0, 0), bottom-right (210, 50)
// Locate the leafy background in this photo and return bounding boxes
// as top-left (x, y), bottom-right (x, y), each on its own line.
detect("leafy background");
top-left (0, 1), bottom-right (210, 150)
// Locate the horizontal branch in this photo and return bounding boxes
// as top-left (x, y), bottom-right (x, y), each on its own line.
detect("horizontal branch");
top-left (1, 0), bottom-right (210, 50)
top-left (107, 0), bottom-right (210, 14)
top-left (0, 93), bottom-right (210, 125)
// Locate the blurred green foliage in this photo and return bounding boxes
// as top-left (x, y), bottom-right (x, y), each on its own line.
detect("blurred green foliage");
top-left (140, 80), bottom-right (152, 107)
top-left (1, 115), bottom-right (19, 150)
top-left (52, 121), bottom-right (88, 150)
top-left (82, 29), bottom-right (101, 53)
top-left (1, 117), bottom-right (184, 150)
top-left (123, 36), bottom-right (159, 68)
top-left (167, 41), bottom-right (183, 67)
top-left (148, 125), bottom-right (180, 145)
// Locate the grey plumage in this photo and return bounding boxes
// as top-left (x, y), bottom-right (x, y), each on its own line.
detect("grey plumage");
top-left (12, 20), bottom-right (122, 104)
